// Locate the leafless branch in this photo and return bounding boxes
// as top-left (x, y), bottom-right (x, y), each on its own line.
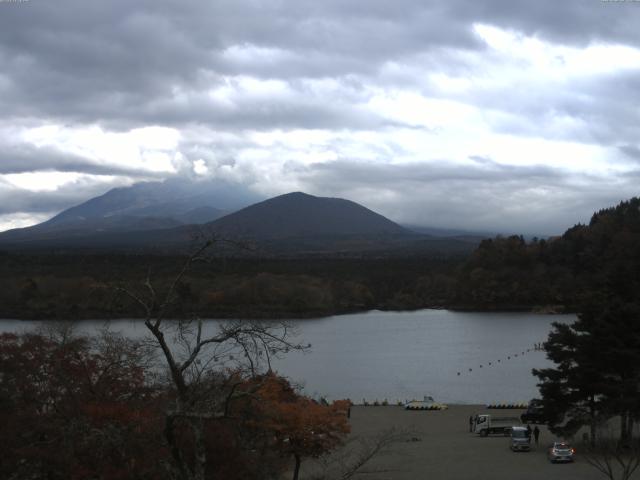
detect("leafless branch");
top-left (113, 237), bottom-right (308, 480)
top-left (582, 438), bottom-right (640, 480)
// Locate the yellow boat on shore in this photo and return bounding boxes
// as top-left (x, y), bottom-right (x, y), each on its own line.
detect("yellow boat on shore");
top-left (405, 395), bottom-right (448, 410)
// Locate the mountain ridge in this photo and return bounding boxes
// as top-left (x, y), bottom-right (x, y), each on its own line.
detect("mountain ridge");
top-left (0, 183), bottom-right (481, 256)
top-left (0, 178), bottom-right (261, 241)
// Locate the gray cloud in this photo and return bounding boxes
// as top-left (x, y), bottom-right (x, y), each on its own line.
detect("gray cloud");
top-left (462, 0), bottom-right (640, 48)
top-left (0, 177), bottom-right (130, 217)
top-left (0, 144), bottom-right (162, 177)
top-left (302, 157), bottom-right (567, 185)
top-left (0, 1), bottom-right (477, 130)
top-left (1, 0), bottom-right (640, 233)
top-left (619, 144), bottom-right (640, 162)
top-left (295, 158), bottom-right (636, 235)
top-left (2, 0), bottom-right (635, 129)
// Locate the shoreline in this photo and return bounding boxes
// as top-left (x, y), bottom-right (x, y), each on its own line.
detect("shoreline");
top-left (0, 304), bottom-right (573, 322)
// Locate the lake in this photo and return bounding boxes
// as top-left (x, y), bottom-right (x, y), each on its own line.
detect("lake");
top-left (0, 309), bottom-right (572, 405)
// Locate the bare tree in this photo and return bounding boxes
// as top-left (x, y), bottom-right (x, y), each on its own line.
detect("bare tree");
top-left (117, 239), bottom-right (307, 480)
top-left (582, 436), bottom-right (640, 480)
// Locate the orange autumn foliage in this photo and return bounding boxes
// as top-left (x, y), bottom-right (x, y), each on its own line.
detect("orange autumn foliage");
top-left (235, 373), bottom-right (350, 469)
top-left (0, 331), bottom-right (347, 480)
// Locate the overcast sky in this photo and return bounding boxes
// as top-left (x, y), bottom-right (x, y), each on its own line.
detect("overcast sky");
top-left (1, 0), bottom-right (640, 235)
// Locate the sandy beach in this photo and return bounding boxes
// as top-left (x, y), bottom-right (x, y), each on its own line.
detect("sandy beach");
top-left (301, 405), bottom-right (606, 480)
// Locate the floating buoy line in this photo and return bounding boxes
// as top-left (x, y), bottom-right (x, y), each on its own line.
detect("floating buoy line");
top-left (486, 403), bottom-right (528, 409)
top-left (405, 403), bottom-right (448, 411)
top-left (455, 343), bottom-right (546, 376)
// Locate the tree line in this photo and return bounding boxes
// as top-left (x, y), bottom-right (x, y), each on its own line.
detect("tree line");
top-left (453, 197), bottom-right (640, 311)
top-left (0, 254), bottom-right (460, 320)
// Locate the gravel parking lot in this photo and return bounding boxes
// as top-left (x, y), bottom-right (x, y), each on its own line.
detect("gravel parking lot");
top-left (325, 405), bottom-right (605, 480)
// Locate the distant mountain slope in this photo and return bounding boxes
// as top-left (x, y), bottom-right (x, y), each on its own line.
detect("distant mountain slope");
top-left (0, 189), bottom-right (481, 257)
top-left (0, 178), bottom-right (261, 242)
top-left (207, 192), bottom-right (410, 239)
top-left (41, 177), bottom-right (260, 227)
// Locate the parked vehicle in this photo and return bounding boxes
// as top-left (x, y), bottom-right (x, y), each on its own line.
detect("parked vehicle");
top-left (474, 414), bottom-right (520, 437)
top-left (520, 399), bottom-right (545, 424)
top-left (547, 441), bottom-right (575, 463)
top-left (510, 426), bottom-right (531, 451)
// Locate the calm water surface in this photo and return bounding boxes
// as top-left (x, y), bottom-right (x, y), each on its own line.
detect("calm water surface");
top-left (1, 309), bottom-right (572, 405)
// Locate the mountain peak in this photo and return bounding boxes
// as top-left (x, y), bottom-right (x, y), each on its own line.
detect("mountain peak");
top-left (207, 191), bottom-right (408, 239)
top-left (270, 191), bottom-right (318, 201)
top-left (0, 178), bottom-right (263, 241)
top-left (281, 191), bottom-right (313, 197)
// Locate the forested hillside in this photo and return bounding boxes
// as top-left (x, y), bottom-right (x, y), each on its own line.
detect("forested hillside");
top-left (0, 254), bottom-right (459, 320)
top-left (452, 197), bottom-right (640, 310)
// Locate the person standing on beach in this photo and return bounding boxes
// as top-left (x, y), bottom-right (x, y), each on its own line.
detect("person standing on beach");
top-left (469, 415), bottom-right (474, 432)
top-left (533, 426), bottom-right (540, 445)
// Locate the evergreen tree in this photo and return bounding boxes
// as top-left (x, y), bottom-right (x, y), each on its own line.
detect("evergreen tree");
top-left (582, 301), bottom-right (640, 445)
top-left (534, 319), bottom-right (605, 444)
top-left (534, 300), bottom-right (640, 445)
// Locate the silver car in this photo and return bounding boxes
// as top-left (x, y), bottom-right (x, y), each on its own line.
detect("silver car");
top-left (547, 441), bottom-right (575, 463)
top-left (510, 426), bottom-right (531, 451)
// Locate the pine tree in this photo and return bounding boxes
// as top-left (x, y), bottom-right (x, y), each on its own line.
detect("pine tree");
top-left (534, 300), bottom-right (640, 445)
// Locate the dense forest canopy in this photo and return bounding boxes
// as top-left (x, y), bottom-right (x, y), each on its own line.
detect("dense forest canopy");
top-left (453, 197), bottom-right (640, 310)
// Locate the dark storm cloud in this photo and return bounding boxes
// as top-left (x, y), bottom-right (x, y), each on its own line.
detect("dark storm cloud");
top-left (0, 1), bottom-right (470, 126)
top-left (2, 0), bottom-right (635, 129)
